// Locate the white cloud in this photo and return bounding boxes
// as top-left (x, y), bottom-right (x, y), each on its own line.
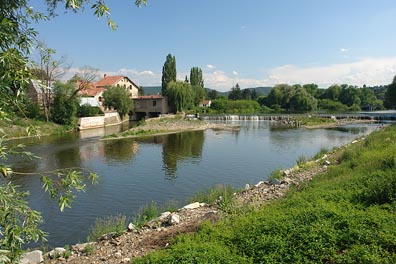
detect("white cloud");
top-left (340, 48), bottom-right (349, 52)
top-left (206, 64), bottom-right (216, 69)
top-left (266, 57), bottom-right (396, 87)
top-left (232, 70), bottom-right (239, 76)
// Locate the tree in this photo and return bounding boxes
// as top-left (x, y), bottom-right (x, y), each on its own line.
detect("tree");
top-left (50, 82), bottom-right (79, 125)
top-left (228, 83), bottom-right (242, 100)
top-left (161, 54), bottom-right (176, 95)
top-left (207, 89), bottom-right (218, 100)
top-left (35, 41), bottom-right (71, 122)
top-left (241, 89), bottom-right (252, 100)
top-left (289, 87), bottom-right (317, 112)
top-left (385, 75), bottom-right (396, 109)
top-left (167, 81), bottom-right (193, 112)
top-left (190, 67), bottom-right (204, 88)
top-left (68, 65), bottom-right (99, 99)
top-left (192, 85), bottom-right (207, 106)
top-left (138, 86), bottom-right (145, 96)
top-left (103, 86), bottom-right (133, 119)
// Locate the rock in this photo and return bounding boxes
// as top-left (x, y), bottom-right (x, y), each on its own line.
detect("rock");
top-left (20, 250), bottom-right (44, 264)
top-left (100, 232), bottom-right (116, 241)
top-left (72, 242), bottom-right (96, 252)
top-left (168, 213), bottom-right (180, 225)
top-left (244, 183), bottom-right (250, 190)
top-left (325, 160), bottom-right (331, 165)
top-left (183, 202), bottom-right (206, 210)
top-left (48, 247), bottom-right (66, 259)
top-left (269, 178), bottom-right (281, 185)
top-left (127, 222), bottom-right (138, 232)
top-left (283, 169), bottom-right (291, 176)
top-left (255, 181), bottom-right (265, 187)
top-left (122, 257), bottom-right (131, 263)
top-left (351, 140), bottom-right (358, 144)
top-left (158, 212), bottom-right (171, 221)
top-left (114, 251), bottom-right (122, 259)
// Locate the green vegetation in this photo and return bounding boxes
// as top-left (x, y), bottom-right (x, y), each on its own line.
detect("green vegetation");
top-left (102, 86), bottom-right (133, 119)
top-left (291, 116), bottom-right (337, 127)
top-left (132, 200), bottom-right (180, 228)
top-left (87, 215), bottom-right (127, 242)
top-left (188, 185), bottom-right (237, 210)
top-left (135, 125), bottom-right (396, 263)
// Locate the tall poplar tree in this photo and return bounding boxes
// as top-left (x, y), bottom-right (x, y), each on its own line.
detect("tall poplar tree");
top-left (161, 54), bottom-right (176, 95)
top-left (190, 67), bottom-right (204, 88)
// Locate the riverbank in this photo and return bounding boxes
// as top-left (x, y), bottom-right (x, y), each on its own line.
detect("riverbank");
top-left (43, 125), bottom-right (394, 263)
top-left (101, 115), bottom-right (240, 140)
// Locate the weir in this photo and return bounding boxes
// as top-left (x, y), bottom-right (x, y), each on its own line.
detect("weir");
top-left (201, 112), bottom-right (396, 122)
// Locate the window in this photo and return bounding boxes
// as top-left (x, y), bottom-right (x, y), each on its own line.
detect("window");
top-left (152, 101), bottom-right (157, 107)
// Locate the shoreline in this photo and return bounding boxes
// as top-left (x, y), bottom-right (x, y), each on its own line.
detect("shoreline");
top-left (44, 126), bottom-right (381, 263)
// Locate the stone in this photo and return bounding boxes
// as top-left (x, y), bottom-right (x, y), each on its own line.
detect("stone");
top-left (245, 183), bottom-right (250, 190)
top-left (255, 181), bottom-right (264, 187)
top-left (283, 169), bottom-right (291, 176)
top-left (48, 247), bottom-right (66, 259)
top-left (325, 160), bottom-right (331, 165)
top-left (127, 222), bottom-right (138, 232)
top-left (158, 212), bottom-right (171, 221)
top-left (168, 213), bottom-right (180, 225)
top-left (114, 251), bottom-right (122, 259)
top-left (183, 202), bottom-right (201, 210)
top-left (269, 178), bottom-right (281, 185)
top-left (72, 242), bottom-right (96, 252)
top-left (351, 140), bottom-right (358, 144)
top-left (20, 250), bottom-right (44, 264)
top-left (100, 232), bottom-right (116, 241)
top-left (122, 257), bottom-right (131, 263)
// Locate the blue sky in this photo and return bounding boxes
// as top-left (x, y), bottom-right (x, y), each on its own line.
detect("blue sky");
top-left (32, 0), bottom-right (396, 91)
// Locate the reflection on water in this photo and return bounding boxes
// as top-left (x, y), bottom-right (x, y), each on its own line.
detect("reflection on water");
top-left (5, 121), bottom-right (380, 248)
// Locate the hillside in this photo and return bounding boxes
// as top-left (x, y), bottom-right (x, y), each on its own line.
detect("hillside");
top-left (142, 86), bottom-right (273, 97)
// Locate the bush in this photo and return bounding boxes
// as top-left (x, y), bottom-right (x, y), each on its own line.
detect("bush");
top-left (87, 214), bottom-right (127, 241)
top-left (77, 105), bottom-right (103, 117)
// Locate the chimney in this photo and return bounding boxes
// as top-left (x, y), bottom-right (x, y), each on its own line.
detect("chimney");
top-left (104, 74), bottom-right (107, 78)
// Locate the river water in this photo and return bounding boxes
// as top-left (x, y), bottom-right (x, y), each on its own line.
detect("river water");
top-left (6, 121), bottom-right (379, 248)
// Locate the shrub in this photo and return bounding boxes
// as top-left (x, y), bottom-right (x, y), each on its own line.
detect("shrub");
top-left (87, 214), bottom-right (126, 241)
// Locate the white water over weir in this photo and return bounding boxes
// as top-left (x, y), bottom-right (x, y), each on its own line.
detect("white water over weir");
top-left (201, 115), bottom-right (296, 121)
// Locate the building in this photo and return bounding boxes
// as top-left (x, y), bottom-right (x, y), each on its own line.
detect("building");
top-left (27, 79), bottom-right (53, 105)
top-left (132, 95), bottom-right (170, 119)
top-left (199, 99), bottom-right (212, 107)
top-left (78, 86), bottom-right (105, 107)
top-left (95, 74), bottom-right (139, 98)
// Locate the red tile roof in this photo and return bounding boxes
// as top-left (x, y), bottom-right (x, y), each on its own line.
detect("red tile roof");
top-left (95, 75), bottom-right (124, 88)
top-left (79, 87), bottom-right (105, 97)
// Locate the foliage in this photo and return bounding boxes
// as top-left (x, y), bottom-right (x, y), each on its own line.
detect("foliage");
top-left (167, 81), bottom-right (194, 112)
top-left (192, 85), bottom-right (206, 106)
top-left (188, 185), bottom-right (237, 210)
top-left (0, 183), bottom-right (46, 263)
top-left (385, 75), bottom-right (396, 109)
top-left (87, 215), bottom-right (127, 241)
top-left (132, 201), bottom-right (162, 228)
top-left (77, 105), bottom-right (103, 117)
top-left (210, 99), bottom-right (260, 114)
top-left (102, 86), bottom-right (133, 119)
top-left (228, 83), bottom-right (242, 100)
top-left (135, 125), bottom-right (396, 263)
top-left (317, 99), bottom-right (348, 112)
top-left (50, 82), bottom-right (79, 125)
top-left (161, 54), bottom-right (176, 95)
top-left (190, 67), bottom-right (204, 88)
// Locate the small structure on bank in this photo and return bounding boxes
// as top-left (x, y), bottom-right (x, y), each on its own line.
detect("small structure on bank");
top-left (132, 95), bottom-right (170, 120)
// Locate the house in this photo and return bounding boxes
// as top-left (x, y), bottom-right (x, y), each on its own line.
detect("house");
top-left (132, 95), bottom-right (170, 120)
top-left (27, 79), bottom-right (53, 105)
top-left (199, 99), bottom-right (212, 107)
top-left (95, 74), bottom-right (139, 98)
top-left (78, 85), bottom-right (105, 107)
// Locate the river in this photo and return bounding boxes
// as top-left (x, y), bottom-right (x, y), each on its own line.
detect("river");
top-left (6, 121), bottom-right (379, 248)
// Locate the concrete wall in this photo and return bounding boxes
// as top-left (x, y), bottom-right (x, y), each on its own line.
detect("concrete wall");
top-left (78, 112), bottom-right (122, 130)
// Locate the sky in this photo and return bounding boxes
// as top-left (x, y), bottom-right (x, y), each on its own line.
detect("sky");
top-left (31, 0), bottom-right (396, 91)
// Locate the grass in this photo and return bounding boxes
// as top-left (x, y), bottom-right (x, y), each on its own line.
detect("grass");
top-left (187, 184), bottom-right (237, 210)
top-left (134, 125), bottom-right (396, 263)
top-left (0, 116), bottom-right (72, 138)
top-left (86, 214), bottom-right (127, 242)
top-left (292, 116), bottom-right (337, 127)
top-left (132, 200), bottom-right (181, 228)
